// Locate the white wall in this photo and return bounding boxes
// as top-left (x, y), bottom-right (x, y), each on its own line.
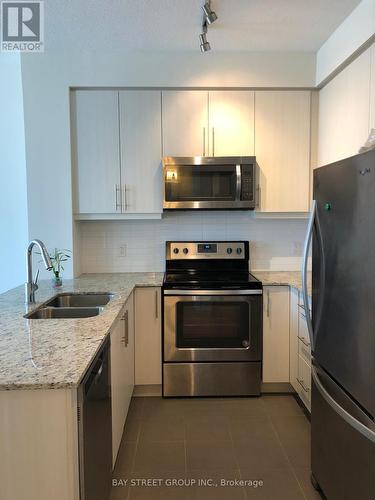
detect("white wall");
top-left (20, 50), bottom-right (316, 278)
top-left (0, 54), bottom-right (28, 293)
top-left (78, 213), bottom-right (308, 273)
top-left (316, 0), bottom-right (375, 85)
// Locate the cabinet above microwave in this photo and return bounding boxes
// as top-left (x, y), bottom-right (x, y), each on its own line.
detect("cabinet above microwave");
top-left (162, 156), bottom-right (257, 211)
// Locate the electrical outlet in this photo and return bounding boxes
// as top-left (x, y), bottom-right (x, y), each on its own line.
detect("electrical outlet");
top-left (119, 245), bottom-right (127, 257)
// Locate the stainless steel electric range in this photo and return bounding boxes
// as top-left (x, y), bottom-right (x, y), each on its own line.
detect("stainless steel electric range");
top-left (162, 241), bottom-right (263, 397)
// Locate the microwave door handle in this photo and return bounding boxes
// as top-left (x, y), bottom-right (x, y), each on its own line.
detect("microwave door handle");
top-left (236, 165), bottom-right (241, 201)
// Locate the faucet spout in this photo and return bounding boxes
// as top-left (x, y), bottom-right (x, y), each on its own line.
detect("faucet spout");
top-left (25, 239), bottom-right (53, 304)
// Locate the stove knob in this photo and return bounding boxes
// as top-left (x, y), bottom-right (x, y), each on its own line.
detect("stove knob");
top-left (227, 247), bottom-right (233, 254)
top-left (183, 248), bottom-right (189, 254)
top-left (236, 247), bottom-right (243, 254)
top-left (173, 248), bottom-right (179, 254)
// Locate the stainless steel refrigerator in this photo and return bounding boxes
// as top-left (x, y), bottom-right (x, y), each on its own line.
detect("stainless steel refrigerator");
top-left (302, 149), bottom-right (375, 500)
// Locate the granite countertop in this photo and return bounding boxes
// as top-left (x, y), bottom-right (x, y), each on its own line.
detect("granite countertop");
top-left (0, 273), bottom-right (163, 391)
top-left (0, 270), bottom-right (310, 392)
top-left (252, 271), bottom-right (312, 296)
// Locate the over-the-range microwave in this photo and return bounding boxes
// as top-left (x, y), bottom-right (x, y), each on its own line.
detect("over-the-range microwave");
top-left (163, 156), bottom-right (257, 210)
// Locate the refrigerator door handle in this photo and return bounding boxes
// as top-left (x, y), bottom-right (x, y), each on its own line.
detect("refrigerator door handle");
top-left (312, 366), bottom-right (375, 444)
top-left (302, 200), bottom-right (316, 347)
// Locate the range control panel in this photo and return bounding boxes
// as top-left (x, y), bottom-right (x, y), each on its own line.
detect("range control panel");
top-left (167, 242), bottom-right (246, 260)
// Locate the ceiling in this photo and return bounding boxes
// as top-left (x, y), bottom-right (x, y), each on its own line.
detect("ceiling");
top-left (45, 0), bottom-right (361, 52)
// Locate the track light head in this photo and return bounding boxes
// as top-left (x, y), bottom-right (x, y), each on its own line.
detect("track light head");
top-left (199, 32), bottom-right (211, 52)
top-left (202, 2), bottom-right (218, 24)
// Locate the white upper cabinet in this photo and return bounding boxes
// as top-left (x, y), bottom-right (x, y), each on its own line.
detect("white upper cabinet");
top-left (255, 91), bottom-right (311, 212)
top-left (318, 48), bottom-right (371, 167)
top-left (72, 91), bottom-right (121, 214)
top-left (119, 91), bottom-right (162, 214)
top-left (162, 91), bottom-right (209, 156)
top-left (208, 91), bottom-right (255, 156)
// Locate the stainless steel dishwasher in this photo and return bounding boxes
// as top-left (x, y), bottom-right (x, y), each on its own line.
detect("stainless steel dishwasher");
top-left (78, 337), bottom-right (112, 500)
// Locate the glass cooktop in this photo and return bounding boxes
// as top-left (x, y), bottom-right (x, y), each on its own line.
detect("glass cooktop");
top-left (163, 271), bottom-right (262, 290)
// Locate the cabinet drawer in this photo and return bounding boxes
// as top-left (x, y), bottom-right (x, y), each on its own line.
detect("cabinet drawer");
top-left (298, 293), bottom-right (311, 312)
top-left (297, 310), bottom-right (311, 364)
top-left (297, 355), bottom-right (311, 410)
top-left (298, 339), bottom-right (311, 365)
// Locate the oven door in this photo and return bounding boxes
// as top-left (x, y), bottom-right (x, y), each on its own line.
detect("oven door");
top-left (163, 290), bottom-right (262, 362)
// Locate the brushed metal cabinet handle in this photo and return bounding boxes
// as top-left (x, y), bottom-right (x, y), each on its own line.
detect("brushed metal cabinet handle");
top-left (121, 310), bottom-right (129, 346)
top-left (297, 335), bottom-right (311, 348)
top-left (297, 377), bottom-right (310, 393)
top-left (155, 290), bottom-right (159, 319)
top-left (115, 184), bottom-right (121, 212)
top-left (125, 310), bottom-right (129, 346)
top-left (266, 290), bottom-right (270, 317)
top-left (122, 184), bottom-right (128, 211)
top-left (202, 127), bottom-right (206, 156)
top-left (212, 127), bottom-right (215, 156)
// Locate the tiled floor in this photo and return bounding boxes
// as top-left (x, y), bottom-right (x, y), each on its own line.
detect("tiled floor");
top-left (111, 395), bottom-right (322, 500)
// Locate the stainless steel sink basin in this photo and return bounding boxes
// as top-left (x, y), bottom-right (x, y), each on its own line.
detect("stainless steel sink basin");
top-left (43, 293), bottom-right (114, 308)
top-left (25, 306), bottom-right (103, 320)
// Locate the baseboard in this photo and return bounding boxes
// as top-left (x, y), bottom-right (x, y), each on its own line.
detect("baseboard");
top-left (261, 382), bottom-right (294, 393)
top-left (133, 383), bottom-right (294, 397)
top-left (133, 384), bottom-right (162, 397)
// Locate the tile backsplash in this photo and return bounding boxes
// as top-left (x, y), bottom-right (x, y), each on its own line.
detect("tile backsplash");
top-left (77, 212), bottom-right (308, 274)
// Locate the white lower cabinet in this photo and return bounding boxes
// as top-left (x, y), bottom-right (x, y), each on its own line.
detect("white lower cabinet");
top-left (262, 286), bottom-right (290, 383)
top-left (289, 287), bottom-right (299, 390)
top-left (297, 355), bottom-right (311, 411)
top-left (135, 287), bottom-right (162, 385)
top-left (111, 292), bottom-right (134, 466)
top-left (289, 287), bottom-right (312, 411)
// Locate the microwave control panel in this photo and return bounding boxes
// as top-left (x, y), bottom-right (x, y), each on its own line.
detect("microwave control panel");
top-left (241, 165), bottom-right (254, 201)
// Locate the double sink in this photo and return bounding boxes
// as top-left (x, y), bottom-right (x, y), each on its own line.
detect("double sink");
top-left (24, 293), bottom-right (114, 319)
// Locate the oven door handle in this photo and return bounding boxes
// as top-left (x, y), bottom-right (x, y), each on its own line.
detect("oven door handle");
top-left (163, 289), bottom-right (262, 295)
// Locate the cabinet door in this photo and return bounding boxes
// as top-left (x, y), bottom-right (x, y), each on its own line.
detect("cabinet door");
top-left (208, 91), bottom-right (255, 156)
top-left (123, 292), bottom-right (135, 410)
top-left (289, 287), bottom-right (299, 392)
top-left (135, 287), bottom-right (162, 385)
top-left (319, 48), bottom-right (371, 166)
top-left (162, 91), bottom-right (208, 156)
top-left (263, 286), bottom-right (290, 383)
top-left (255, 91), bottom-right (311, 212)
top-left (110, 293), bottom-right (134, 467)
top-left (297, 355), bottom-right (311, 411)
top-left (119, 91), bottom-right (162, 214)
top-left (110, 307), bottom-right (127, 466)
top-left (73, 91), bottom-right (121, 214)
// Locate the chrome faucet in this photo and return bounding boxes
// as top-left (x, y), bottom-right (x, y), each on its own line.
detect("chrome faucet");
top-left (25, 239), bottom-right (53, 303)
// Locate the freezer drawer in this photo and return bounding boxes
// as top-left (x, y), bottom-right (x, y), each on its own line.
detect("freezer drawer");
top-left (312, 365), bottom-right (375, 500)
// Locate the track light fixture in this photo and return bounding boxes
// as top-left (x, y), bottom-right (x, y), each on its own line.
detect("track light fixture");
top-left (199, 29), bottom-right (211, 52)
top-left (199, 1), bottom-right (217, 52)
top-left (202, 1), bottom-right (218, 25)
